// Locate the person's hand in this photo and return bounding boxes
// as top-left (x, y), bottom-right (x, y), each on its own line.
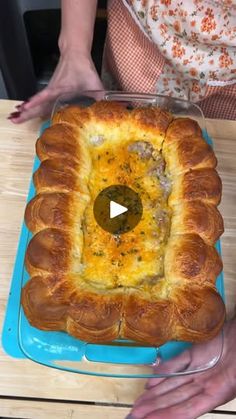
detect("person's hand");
top-left (8, 51), bottom-right (103, 123)
top-left (127, 318), bottom-right (236, 419)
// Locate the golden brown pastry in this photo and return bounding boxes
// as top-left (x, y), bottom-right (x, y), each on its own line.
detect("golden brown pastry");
top-left (21, 101), bottom-right (225, 346)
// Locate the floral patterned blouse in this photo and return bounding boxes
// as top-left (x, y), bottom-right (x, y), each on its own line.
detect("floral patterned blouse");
top-left (122, 0), bottom-right (236, 101)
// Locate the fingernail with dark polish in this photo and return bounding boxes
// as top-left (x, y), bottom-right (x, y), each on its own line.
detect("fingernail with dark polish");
top-left (22, 99), bottom-right (29, 106)
top-left (16, 100), bottom-right (29, 109)
top-left (8, 111), bottom-right (21, 118)
top-left (23, 99), bottom-right (30, 107)
top-left (125, 415), bottom-right (134, 419)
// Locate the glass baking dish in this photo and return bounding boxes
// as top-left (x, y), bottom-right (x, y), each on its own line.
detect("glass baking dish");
top-left (18, 91), bottom-right (225, 378)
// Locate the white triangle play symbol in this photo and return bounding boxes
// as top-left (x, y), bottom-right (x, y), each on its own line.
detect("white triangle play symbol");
top-left (110, 201), bottom-right (128, 219)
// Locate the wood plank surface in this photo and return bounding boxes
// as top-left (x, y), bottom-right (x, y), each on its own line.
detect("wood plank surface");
top-left (0, 399), bottom-right (130, 419)
top-left (0, 399), bottom-right (235, 419)
top-left (0, 100), bottom-right (236, 416)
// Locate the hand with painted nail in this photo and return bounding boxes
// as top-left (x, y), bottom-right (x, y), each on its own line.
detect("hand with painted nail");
top-left (8, 0), bottom-right (103, 124)
top-left (8, 52), bottom-right (103, 124)
top-left (127, 318), bottom-right (236, 419)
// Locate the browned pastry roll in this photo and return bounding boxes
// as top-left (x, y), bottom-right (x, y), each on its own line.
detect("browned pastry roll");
top-left (22, 101), bottom-right (225, 346)
top-left (24, 192), bottom-right (89, 234)
top-left (33, 158), bottom-right (90, 194)
top-left (170, 201), bottom-right (223, 245)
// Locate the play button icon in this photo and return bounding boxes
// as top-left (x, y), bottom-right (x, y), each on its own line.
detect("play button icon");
top-left (93, 185), bottom-right (143, 234)
top-left (110, 201), bottom-right (128, 219)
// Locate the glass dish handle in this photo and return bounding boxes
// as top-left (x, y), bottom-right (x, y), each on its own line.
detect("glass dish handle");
top-left (84, 343), bottom-right (159, 365)
top-left (38, 336), bottom-right (223, 378)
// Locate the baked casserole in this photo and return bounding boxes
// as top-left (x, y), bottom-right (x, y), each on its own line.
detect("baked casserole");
top-left (21, 101), bottom-right (225, 346)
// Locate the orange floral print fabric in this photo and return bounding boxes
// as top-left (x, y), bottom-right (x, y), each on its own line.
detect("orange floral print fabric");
top-left (124, 0), bottom-right (236, 101)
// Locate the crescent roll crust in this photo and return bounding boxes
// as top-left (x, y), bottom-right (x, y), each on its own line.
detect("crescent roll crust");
top-left (22, 102), bottom-right (225, 346)
top-left (170, 201), bottom-right (224, 245)
top-left (24, 192), bottom-right (89, 234)
top-left (169, 168), bottom-right (222, 206)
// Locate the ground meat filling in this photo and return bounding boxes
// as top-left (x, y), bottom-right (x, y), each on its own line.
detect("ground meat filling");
top-left (90, 135), bottom-right (105, 146)
top-left (129, 140), bottom-right (172, 197)
top-left (128, 139), bottom-right (172, 250)
top-left (127, 141), bottom-right (154, 159)
top-left (155, 208), bottom-right (171, 243)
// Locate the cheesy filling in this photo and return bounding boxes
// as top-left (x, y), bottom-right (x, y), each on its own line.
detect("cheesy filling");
top-left (80, 137), bottom-right (171, 290)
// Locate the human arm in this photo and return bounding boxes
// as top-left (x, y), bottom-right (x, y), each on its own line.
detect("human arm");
top-left (9, 0), bottom-right (103, 123)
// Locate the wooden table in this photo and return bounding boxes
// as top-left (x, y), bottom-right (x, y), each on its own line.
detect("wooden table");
top-left (0, 99), bottom-right (236, 419)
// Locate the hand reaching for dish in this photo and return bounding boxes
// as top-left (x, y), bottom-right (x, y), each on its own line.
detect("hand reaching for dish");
top-left (8, 52), bottom-right (103, 124)
top-left (127, 318), bottom-right (236, 419)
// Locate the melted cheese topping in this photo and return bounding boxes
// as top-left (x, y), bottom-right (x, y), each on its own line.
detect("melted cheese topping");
top-left (80, 136), bottom-right (171, 290)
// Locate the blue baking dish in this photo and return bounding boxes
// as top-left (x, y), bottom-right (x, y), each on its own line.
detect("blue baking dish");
top-left (2, 92), bottom-right (225, 378)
